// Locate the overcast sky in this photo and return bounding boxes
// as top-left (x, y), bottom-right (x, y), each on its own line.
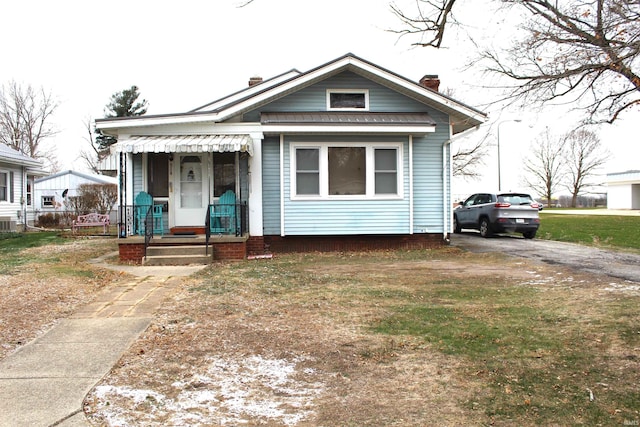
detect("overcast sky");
top-left (1, 0), bottom-right (636, 198)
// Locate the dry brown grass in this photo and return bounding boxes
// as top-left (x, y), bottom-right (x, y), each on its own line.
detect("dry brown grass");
top-left (84, 249), bottom-right (640, 426)
top-left (0, 236), bottom-right (122, 359)
top-left (2, 237), bottom-right (638, 426)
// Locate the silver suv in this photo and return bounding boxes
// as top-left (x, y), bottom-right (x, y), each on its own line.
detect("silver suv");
top-left (453, 192), bottom-right (541, 239)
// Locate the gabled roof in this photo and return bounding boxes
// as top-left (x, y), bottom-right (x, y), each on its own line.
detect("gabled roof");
top-left (0, 142), bottom-right (43, 169)
top-left (96, 53), bottom-right (487, 135)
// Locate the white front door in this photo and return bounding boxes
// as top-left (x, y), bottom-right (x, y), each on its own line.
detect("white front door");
top-left (173, 154), bottom-right (211, 227)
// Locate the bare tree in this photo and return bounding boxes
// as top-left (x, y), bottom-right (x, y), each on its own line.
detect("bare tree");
top-left (392, 0), bottom-right (640, 124)
top-left (452, 138), bottom-right (486, 177)
top-left (522, 129), bottom-right (566, 207)
top-left (80, 116), bottom-right (107, 174)
top-left (562, 129), bottom-right (609, 207)
top-left (0, 80), bottom-right (58, 159)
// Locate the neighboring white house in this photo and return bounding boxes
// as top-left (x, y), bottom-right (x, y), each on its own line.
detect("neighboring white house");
top-left (607, 170), bottom-right (640, 210)
top-left (0, 143), bottom-right (45, 231)
top-left (33, 170), bottom-right (118, 211)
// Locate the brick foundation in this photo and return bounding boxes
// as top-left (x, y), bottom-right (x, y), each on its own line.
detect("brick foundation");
top-left (262, 234), bottom-right (446, 253)
top-left (118, 241), bottom-right (145, 264)
top-left (247, 236), bottom-right (266, 256)
top-left (211, 241), bottom-right (247, 260)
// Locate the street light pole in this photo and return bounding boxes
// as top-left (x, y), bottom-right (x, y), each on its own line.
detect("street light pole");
top-left (496, 119), bottom-right (521, 191)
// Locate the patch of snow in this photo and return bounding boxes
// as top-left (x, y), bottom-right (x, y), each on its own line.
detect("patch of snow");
top-left (90, 354), bottom-right (325, 426)
top-left (603, 282), bottom-right (640, 293)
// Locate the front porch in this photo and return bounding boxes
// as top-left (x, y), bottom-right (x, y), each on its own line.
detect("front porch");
top-left (116, 201), bottom-right (251, 264)
top-left (118, 233), bottom-right (250, 265)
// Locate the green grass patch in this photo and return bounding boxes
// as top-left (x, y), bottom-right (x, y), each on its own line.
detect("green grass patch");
top-left (371, 280), bottom-right (640, 425)
top-left (0, 232), bottom-right (66, 273)
top-left (539, 214), bottom-right (640, 250)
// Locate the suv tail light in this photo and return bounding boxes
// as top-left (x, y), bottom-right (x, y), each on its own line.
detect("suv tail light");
top-left (531, 203), bottom-right (541, 209)
top-left (494, 202), bottom-right (511, 208)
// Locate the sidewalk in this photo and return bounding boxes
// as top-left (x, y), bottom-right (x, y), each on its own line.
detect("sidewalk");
top-left (0, 257), bottom-right (207, 427)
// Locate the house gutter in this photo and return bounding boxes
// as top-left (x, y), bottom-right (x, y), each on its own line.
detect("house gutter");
top-left (443, 124), bottom-right (483, 242)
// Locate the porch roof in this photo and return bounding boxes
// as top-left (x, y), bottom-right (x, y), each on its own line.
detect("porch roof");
top-left (112, 134), bottom-right (253, 155)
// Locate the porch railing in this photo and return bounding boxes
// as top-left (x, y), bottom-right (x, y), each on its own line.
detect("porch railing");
top-left (205, 202), bottom-right (247, 255)
top-left (142, 206), bottom-right (153, 258)
top-left (116, 202), bottom-right (247, 252)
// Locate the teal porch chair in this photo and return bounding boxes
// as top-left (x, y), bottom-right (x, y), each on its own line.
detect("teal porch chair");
top-left (135, 191), bottom-right (164, 235)
top-left (209, 190), bottom-right (237, 234)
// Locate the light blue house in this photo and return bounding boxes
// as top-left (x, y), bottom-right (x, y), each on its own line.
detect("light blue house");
top-left (96, 54), bottom-right (487, 258)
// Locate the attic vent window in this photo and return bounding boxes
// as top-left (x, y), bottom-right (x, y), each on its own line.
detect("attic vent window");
top-left (327, 89), bottom-right (368, 110)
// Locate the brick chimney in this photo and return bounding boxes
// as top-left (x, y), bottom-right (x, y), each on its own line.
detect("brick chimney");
top-left (248, 76), bottom-right (263, 87)
top-left (419, 74), bottom-right (440, 92)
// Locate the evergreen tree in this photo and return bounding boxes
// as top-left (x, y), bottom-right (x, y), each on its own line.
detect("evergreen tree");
top-left (95, 86), bottom-right (148, 151)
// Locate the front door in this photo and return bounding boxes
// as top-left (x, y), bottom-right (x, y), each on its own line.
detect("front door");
top-left (173, 154), bottom-right (210, 227)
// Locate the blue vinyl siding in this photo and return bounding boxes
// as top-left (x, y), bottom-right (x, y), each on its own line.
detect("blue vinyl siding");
top-left (412, 109), bottom-right (450, 234)
top-left (253, 70), bottom-right (452, 236)
top-left (262, 137), bottom-right (282, 234)
top-left (244, 71), bottom-right (438, 119)
top-left (133, 154), bottom-right (143, 196)
top-left (281, 135), bottom-right (411, 236)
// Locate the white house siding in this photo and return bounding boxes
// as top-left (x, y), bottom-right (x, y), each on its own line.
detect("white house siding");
top-left (34, 171), bottom-right (118, 211)
top-left (607, 171), bottom-right (640, 210)
top-left (0, 163), bottom-right (23, 224)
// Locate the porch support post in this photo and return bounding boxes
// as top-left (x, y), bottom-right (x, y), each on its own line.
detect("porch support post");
top-left (248, 137), bottom-right (263, 236)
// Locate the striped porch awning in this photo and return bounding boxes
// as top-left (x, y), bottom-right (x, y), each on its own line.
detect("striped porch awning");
top-left (113, 134), bottom-right (253, 155)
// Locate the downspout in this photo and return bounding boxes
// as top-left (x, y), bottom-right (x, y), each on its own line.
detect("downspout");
top-left (280, 134), bottom-right (285, 237)
top-left (443, 137), bottom-right (452, 243)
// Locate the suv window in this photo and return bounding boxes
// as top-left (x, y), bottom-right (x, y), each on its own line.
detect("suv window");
top-left (499, 194), bottom-right (533, 205)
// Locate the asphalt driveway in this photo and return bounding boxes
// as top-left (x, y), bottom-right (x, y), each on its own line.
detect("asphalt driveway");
top-left (450, 232), bottom-right (640, 283)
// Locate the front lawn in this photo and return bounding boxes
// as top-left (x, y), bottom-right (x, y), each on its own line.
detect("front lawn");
top-left (539, 213), bottom-right (640, 251)
top-left (85, 249), bottom-right (640, 426)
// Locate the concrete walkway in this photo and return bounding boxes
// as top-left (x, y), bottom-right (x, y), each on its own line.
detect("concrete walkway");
top-left (0, 256), bottom-right (207, 427)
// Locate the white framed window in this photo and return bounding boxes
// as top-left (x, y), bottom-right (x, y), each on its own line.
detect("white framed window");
top-left (26, 178), bottom-right (33, 206)
top-left (291, 142), bottom-right (402, 200)
top-left (326, 89), bottom-right (369, 111)
top-left (0, 172), bottom-right (7, 202)
top-left (42, 196), bottom-right (55, 208)
top-left (295, 148), bottom-right (320, 195)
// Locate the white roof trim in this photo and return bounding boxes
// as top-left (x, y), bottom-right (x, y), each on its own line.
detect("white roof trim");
top-left (191, 70), bottom-right (301, 113)
top-left (96, 54), bottom-right (488, 135)
top-left (113, 135), bottom-right (254, 156)
top-left (262, 124), bottom-right (436, 135)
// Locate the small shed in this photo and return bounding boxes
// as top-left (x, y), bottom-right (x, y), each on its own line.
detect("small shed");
top-left (33, 170), bottom-right (117, 211)
top-left (607, 170), bottom-right (640, 210)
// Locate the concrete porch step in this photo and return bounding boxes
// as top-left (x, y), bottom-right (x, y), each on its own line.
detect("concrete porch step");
top-left (144, 242), bottom-right (212, 266)
top-left (146, 245), bottom-right (208, 256)
top-left (142, 253), bottom-right (212, 266)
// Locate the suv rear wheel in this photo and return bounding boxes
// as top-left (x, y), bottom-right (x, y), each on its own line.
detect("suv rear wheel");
top-left (523, 231), bottom-right (536, 239)
top-left (479, 217), bottom-right (492, 238)
top-left (453, 215), bottom-right (461, 233)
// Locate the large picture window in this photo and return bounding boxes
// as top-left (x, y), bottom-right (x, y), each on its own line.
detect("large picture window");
top-left (329, 147), bottom-right (366, 195)
top-left (292, 143), bottom-right (401, 199)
